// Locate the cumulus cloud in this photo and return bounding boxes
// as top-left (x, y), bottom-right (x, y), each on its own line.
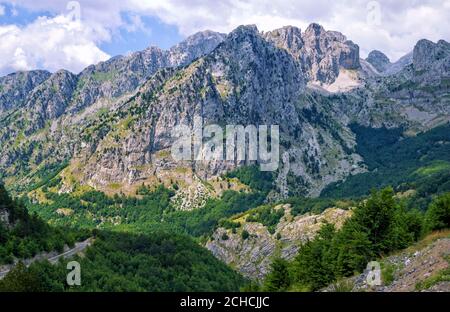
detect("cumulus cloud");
top-left (0, 14), bottom-right (110, 75)
top-left (128, 0), bottom-right (450, 61)
top-left (0, 4), bottom-right (5, 16)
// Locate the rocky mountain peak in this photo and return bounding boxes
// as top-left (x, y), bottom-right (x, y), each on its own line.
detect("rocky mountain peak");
top-left (168, 30), bottom-right (226, 67)
top-left (0, 70), bottom-right (51, 113)
top-left (263, 26), bottom-right (304, 57)
top-left (366, 50), bottom-right (391, 73)
top-left (300, 23), bottom-right (360, 83)
top-left (227, 24), bottom-right (260, 40)
top-left (304, 23), bottom-right (325, 37)
top-left (262, 23), bottom-right (361, 84)
top-left (413, 39), bottom-right (450, 71)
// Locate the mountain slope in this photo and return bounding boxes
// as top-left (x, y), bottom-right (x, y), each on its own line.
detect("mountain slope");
top-left (0, 23), bottom-right (449, 205)
top-left (207, 203), bottom-right (351, 279)
top-left (0, 183), bottom-right (78, 264)
top-left (0, 70), bottom-right (51, 113)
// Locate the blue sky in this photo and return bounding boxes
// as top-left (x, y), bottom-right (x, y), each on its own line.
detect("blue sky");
top-left (100, 14), bottom-right (183, 56)
top-left (0, 2), bottom-right (183, 56)
top-left (0, 0), bottom-right (449, 76)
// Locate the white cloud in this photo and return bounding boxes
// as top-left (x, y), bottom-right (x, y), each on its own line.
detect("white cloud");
top-left (0, 5), bottom-right (5, 16)
top-left (123, 14), bottom-right (152, 34)
top-left (127, 0), bottom-right (450, 61)
top-left (0, 14), bottom-right (110, 75)
top-left (134, 0), bottom-right (449, 61)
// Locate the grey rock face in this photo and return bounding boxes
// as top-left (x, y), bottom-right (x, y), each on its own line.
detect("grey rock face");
top-left (301, 23), bottom-right (360, 83)
top-left (168, 30), bottom-right (227, 66)
top-left (264, 23), bottom-right (360, 84)
top-left (263, 26), bottom-right (304, 58)
top-left (27, 70), bottom-right (78, 120)
top-left (366, 50), bottom-right (391, 73)
top-left (0, 70), bottom-right (50, 113)
top-left (0, 209), bottom-right (10, 228)
top-left (44, 24), bottom-right (361, 200)
top-left (71, 30), bottom-right (226, 114)
top-left (413, 39), bottom-right (450, 72)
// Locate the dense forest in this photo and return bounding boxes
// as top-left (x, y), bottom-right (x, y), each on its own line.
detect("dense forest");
top-left (0, 185), bottom-right (247, 292)
top-left (0, 230), bottom-right (246, 292)
top-left (321, 123), bottom-right (450, 204)
top-left (25, 184), bottom-right (266, 241)
top-left (0, 184), bottom-right (80, 264)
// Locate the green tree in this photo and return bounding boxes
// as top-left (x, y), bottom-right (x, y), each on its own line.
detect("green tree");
top-left (425, 193), bottom-right (450, 231)
top-left (263, 258), bottom-right (291, 291)
top-left (351, 188), bottom-right (396, 254)
top-left (290, 223), bottom-right (337, 290)
top-left (333, 220), bottom-right (374, 276)
top-left (0, 262), bottom-right (43, 292)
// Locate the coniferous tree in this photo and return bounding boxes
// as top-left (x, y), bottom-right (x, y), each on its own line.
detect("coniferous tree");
top-left (263, 258), bottom-right (291, 291)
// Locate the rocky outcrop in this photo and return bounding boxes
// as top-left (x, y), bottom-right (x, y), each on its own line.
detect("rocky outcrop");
top-left (206, 204), bottom-right (351, 279)
top-left (413, 39), bottom-right (450, 72)
top-left (263, 26), bottom-right (304, 58)
top-left (0, 70), bottom-right (50, 113)
top-left (0, 209), bottom-right (10, 228)
top-left (301, 23), bottom-right (360, 83)
top-left (168, 30), bottom-right (226, 66)
top-left (26, 70), bottom-right (78, 124)
top-left (264, 24), bottom-right (361, 85)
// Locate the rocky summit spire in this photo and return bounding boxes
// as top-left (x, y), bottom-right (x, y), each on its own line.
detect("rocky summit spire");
top-left (263, 26), bottom-right (304, 57)
top-left (366, 50), bottom-right (391, 73)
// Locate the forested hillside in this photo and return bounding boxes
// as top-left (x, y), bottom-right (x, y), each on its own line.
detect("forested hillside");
top-left (0, 230), bottom-right (246, 292)
top-left (0, 184), bottom-right (246, 291)
top-left (0, 184), bottom-right (78, 264)
top-left (321, 123), bottom-right (450, 204)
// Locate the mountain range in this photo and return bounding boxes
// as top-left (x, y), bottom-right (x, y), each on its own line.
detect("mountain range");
top-left (0, 22), bottom-right (450, 292)
top-left (1, 23), bottom-right (449, 205)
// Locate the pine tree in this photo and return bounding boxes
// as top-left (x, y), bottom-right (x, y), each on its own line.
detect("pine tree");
top-left (263, 258), bottom-right (291, 291)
